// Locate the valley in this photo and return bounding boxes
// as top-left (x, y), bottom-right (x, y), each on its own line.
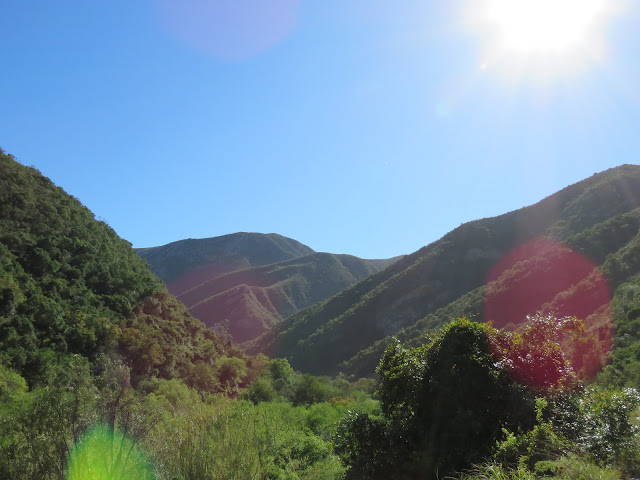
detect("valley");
top-left (2, 149), bottom-right (640, 479)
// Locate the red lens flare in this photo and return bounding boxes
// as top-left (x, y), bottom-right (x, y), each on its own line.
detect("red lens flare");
top-left (484, 238), bottom-right (612, 381)
top-left (156, 0), bottom-right (299, 60)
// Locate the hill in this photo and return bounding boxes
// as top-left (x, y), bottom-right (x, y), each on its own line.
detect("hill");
top-left (181, 252), bottom-right (389, 342)
top-left (139, 235), bottom-right (402, 342)
top-left (136, 232), bottom-right (315, 287)
top-left (0, 148), bottom-right (247, 388)
top-left (247, 165), bottom-right (640, 378)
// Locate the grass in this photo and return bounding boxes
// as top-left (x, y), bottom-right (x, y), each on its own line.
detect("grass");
top-left (450, 456), bottom-right (623, 480)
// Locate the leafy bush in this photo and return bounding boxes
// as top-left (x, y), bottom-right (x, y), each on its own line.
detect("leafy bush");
top-left (337, 316), bottom-right (610, 479)
top-left (556, 387), bottom-right (640, 469)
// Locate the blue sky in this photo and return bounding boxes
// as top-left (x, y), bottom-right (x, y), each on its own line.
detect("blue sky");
top-left (2, 1), bottom-right (639, 259)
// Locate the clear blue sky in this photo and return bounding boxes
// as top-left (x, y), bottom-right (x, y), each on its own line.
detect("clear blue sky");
top-left (2, 1), bottom-right (639, 259)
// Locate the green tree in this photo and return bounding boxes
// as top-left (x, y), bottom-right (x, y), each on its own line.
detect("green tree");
top-left (270, 357), bottom-right (294, 381)
top-left (215, 356), bottom-right (247, 396)
top-left (338, 318), bottom-right (577, 479)
top-left (0, 355), bottom-right (98, 480)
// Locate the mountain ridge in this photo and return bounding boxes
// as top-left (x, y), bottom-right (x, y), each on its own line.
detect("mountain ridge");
top-left (136, 232), bottom-right (316, 287)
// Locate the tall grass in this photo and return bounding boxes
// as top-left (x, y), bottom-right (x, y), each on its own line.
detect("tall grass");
top-left (144, 397), bottom-right (347, 480)
top-left (451, 455), bottom-right (623, 480)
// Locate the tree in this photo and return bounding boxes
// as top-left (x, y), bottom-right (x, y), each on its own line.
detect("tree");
top-left (269, 357), bottom-right (294, 381)
top-left (215, 356), bottom-right (247, 396)
top-left (338, 318), bottom-right (583, 479)
top-left (0, 355), bottom-right (98, 480)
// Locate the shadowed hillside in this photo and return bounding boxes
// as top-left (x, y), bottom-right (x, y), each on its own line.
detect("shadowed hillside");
top-left (139, 235), bottom-right (402, 342)
top-left (183, 252), bottom-right (388, 342)
top-left (137, 232), bottom-right (315, 288)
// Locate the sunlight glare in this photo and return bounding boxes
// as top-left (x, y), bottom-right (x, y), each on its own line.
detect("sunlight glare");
top-left (489, 0), bottom-right (606, 52)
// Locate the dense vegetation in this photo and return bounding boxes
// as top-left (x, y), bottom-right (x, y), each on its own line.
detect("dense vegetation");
top-left (0, 150), bottom-right (259, 390)
top-left (0, 150), bottom-right (270, 477)
top-left (5, 313), bottom-right (638, 480)
top-left (336, 317), bottom-right (640, 479)
top-left (0, 353), bottom-right (378, 479)
top-left (0, 150), bottom-right (382, 479)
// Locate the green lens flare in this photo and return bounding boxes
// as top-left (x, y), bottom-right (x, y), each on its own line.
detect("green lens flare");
top-left (66, 424), bottom-right (155, 480)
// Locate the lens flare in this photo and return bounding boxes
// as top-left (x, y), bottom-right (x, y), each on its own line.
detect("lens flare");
top-left (66, 424), bottom-right (155, 480)
top-left (484, 239), bottom-right (612, 380)
top-left (156, 0), bottom-right (299, 60)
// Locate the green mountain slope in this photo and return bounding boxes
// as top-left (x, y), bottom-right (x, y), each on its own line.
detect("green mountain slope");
top-left (247, 165), bottom-right (640, 378)
top-left (0, 149), bottom-right (233, 385)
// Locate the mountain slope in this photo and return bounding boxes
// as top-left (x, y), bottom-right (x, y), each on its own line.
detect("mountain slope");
top-left (182, 252), bottom-right (386, 342)
top-left (247, 165), bottom-right (640, 377)
top-left (139, 235), bottom-right (402, 342)
top-left (0, 149), bottom-right (235, 384)
top-left (136, 232), bottom-right (315, 289)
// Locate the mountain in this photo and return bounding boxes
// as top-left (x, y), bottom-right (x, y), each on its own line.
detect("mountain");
top-left (180, 252), bottom-right (393, 343)
top-left (0, 149), bottom-right (243, 386)
top-left (137, 232), bottom-right (315, 287)
top-left (138, 234), bottom-right (402, 342)
top-left (247, 165), bottom-right (640, 378)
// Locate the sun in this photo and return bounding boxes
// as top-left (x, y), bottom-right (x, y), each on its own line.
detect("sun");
top-left (488, 0), bottom-right (606, 52)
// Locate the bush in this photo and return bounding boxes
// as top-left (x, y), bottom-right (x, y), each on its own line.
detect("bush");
top-left (570, 387), bottom-right (640, 469)
top-left (337, 317), bottom-right (598, 479)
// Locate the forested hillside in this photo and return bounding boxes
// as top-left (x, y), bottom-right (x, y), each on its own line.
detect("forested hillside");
top-left (139, 234), bottom-right (401, 343)
top-left (248, 165), bottom-right (640, 378)
top-left (0, 148), bottom-right (255, 386)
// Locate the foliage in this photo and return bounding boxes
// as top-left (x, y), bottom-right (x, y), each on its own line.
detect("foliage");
top-left (453, 455), bottom-right (623, 480)
top-left (270, 357), bottom-right (295, 381)
top-left (600, 273), bottom-right (640, 387)
top-left (494, 399), bottom-right (567, 469)
top-left (0, 151), bottom-right (264, 402)
top-left (336, 316), bottom-right (635, 479)
top-left (0, 355), bottom-right (98, 479)
top-left (545, 454), bottom-right (623, 480)
top-left (334, 410), bottom-right (395, 480)
top-left (469, 384), bottom-right (640, 479)
top-left (0, 151), bottom-right (271, 478)
top-left (144, 376), bottom-right (378, 480)
top-left (0, 152), bottom-right (245, 392)
top-left (0, 353), bottom-right (370, 479)
top-left (548, 387), bottom-right (640, 469)
top-left (338, 318), bottom-right (547, 479)
top-left (0, 153), bottom-right (161, 378)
